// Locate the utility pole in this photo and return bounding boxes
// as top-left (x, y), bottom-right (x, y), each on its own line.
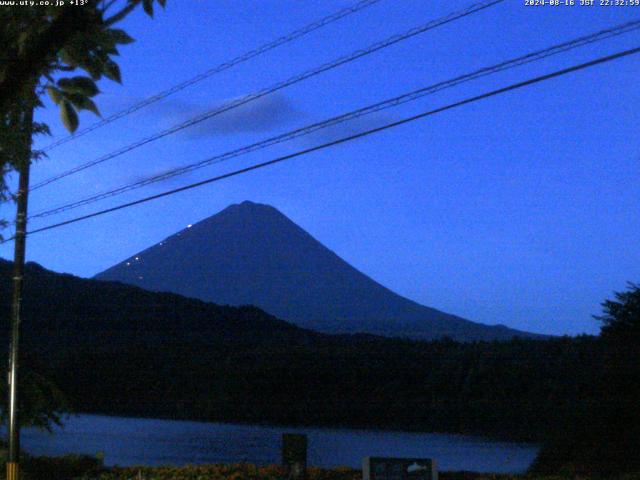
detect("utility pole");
top-left (6, 88), bottom-right (34, 480)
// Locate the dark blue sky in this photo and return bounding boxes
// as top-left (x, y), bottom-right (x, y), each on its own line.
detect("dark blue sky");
top-left (1, 0), bottom-right (639, 336)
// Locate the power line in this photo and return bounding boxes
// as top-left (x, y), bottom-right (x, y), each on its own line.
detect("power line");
top-left (29, 0), bottom-right (504, 191)
top-left (39, 0), bottom-right (385, 153)
top-left (13, 45), bottom-right (639, 241)
top-left (32, 0), bottom-right (501, 190)
top-left (27, 19), bottom-right (640, 221)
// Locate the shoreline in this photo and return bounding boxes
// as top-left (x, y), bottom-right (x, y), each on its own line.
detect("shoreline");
top-left (65, 410), bottom-right (542, 445)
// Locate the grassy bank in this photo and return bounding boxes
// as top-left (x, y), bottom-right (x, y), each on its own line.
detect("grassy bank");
top-left (3, 456), bottom-right (640, 480)
top-left (80, 464), bottom-right (640, 480)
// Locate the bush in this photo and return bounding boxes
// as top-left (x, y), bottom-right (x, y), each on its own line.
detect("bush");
top-left (0, 453), bottom-right (103, 480)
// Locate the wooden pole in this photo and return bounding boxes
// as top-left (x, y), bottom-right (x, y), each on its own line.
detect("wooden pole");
top-left (6, 88), bottom-right (34, 480)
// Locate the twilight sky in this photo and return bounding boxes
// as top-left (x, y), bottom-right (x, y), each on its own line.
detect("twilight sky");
top-left (1, 0), bottom-right (639, 336)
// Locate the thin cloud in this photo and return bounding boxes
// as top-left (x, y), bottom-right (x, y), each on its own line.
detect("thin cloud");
top-left (151, 93), bottom-right (305, 139)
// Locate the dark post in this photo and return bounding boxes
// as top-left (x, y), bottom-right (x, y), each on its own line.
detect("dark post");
top-left (282, 433), bottom-right (307, 480)
top-left (7, 160), bottom-right (30, 480)
top-left (6, 89), bottom-right (34, 480)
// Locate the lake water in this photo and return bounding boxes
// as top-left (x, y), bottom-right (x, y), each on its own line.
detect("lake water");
top-left (21, 414), bottom-right (539, 473)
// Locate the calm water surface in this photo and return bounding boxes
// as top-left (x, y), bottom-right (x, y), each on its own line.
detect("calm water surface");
top-left (21, 414), bottom-right (538, 473)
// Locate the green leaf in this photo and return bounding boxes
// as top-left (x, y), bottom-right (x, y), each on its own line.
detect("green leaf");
top-left (57, 76), bottom-right (100, 97)
top-left (104, 46), bottom-right (120, 57)
top-left (109, 28), bottom-right (135, 45)
top-left (46, 86), bottom-right (64, 105)
top-left (33, 122), bottom-right (51, 137)
top-left (66, 93), bottom-right (101, 117)
top-left (79, 97), bottom-right (101, 117)
top-left (17, 31), bottom-right (29, 54)
top-left (103, 59), bottom-right (122, 83)
top-left (143, 0), bottom-right (153, 16)
top-left (60, 100), bottom-right (79, 133)
top-left (83, 57), bottom-right (104, 80)
top-left (58, 48), bottom-right (78, 68)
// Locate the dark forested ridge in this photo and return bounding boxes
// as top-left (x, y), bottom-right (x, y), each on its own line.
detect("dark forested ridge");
top-left (0, 258), bottom-right (318, 350)
top-left (95, 201), bottom-right (542, 342)
top-left (51, 336), bottom-right (603, 441)
top-left (1, 258), bottom-right (637, 473)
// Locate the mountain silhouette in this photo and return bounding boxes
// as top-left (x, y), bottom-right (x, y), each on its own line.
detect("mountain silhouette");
top-left (96, 201), bottom-right (540, 341)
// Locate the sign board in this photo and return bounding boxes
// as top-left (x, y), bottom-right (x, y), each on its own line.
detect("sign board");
top-left (363, 457), bottom-right (438, 480)
top-left (282, 433), bottom-right (307, 480)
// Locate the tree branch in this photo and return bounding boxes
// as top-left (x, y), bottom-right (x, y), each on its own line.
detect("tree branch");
top-left (104, 1), bottom-right (139, 26)
top-left (0, 9), bottom-right (96, 114)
